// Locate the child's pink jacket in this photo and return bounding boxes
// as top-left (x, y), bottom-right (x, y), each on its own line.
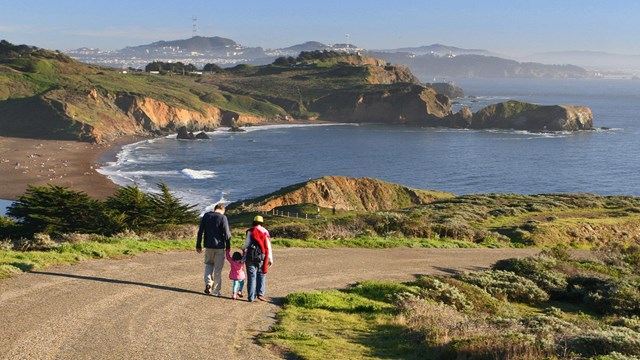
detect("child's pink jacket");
top-left (225, 250), bottom-right (246, 281)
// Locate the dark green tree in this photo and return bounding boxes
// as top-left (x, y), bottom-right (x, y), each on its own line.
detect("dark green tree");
top-left (203, 63), bottom-right (222, 72)
top-left (273, 56), bottom-right (289, 66)
top-left (148, 182), bottom-right (198, 225)
top-left (7, 184), bottom-right (105, 236)
top-left (105, 184), bottom-right (154, 231)
top-left (145, 61), bottom-right (164, 72)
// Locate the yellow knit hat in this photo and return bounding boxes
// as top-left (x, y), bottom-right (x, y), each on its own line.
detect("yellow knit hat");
top-left (253, 215), bottom-right (264, 223)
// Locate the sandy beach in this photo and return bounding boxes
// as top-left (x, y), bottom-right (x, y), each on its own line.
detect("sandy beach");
top-left (0, 136), bottom-right (142, 201)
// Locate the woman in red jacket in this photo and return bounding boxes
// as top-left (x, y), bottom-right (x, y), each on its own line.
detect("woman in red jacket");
top-left (241, 215), bottom-right (273, 302)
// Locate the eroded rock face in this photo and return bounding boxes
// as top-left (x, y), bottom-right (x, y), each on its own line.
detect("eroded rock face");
top-left (311, 84), bottom-right (453, 125)
top-left (472, 101), bottom-right (594, 131)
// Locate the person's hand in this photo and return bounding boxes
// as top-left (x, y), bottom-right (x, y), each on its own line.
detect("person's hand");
top-left (268, 260), bottom-right (273, 267)
top-left (196, 247), bottom-right (202, 254)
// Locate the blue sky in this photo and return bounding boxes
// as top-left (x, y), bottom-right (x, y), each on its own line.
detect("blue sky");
top-left (1, 0), bottom-right (639, 55)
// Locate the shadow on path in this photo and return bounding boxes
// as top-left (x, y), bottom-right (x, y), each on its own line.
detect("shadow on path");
top-left (31, 271), bottom-right (204, 296)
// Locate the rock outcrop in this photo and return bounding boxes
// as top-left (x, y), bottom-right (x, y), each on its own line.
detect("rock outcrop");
top-left (228, 176), bottom-right (453, 212)
top-left (425, 82), bottom-right (465, 98)
top-left (471, 100), bottom-right (594, 131)
top-left (311, 84), bottom-right (453, 125)
top-left (176, 126), bottom-right (210, 140)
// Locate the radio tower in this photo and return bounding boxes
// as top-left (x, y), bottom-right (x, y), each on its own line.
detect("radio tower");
top-left (192, 16), bottom-right (198, 37)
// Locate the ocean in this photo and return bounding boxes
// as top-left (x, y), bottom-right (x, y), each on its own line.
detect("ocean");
top-left (94, 78), bottom-right (640, 212)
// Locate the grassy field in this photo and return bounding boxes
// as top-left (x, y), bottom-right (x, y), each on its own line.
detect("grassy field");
top-left (263, 247), bottom-right (640, 359)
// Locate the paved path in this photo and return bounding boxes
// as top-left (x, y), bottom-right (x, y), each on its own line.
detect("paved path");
top-left (0, 248), bottom-right (539, 359)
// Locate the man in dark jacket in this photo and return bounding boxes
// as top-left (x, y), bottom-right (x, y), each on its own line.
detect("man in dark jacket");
top-left (196, 203), bottom-right (231, 296)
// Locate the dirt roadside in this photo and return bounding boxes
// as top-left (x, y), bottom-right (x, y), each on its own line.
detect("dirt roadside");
top-left (0, 248), bottom-right (539, 359)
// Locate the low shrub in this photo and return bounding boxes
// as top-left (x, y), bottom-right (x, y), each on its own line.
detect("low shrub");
top-left (149, 224), bottom-right (198, 240)
top-left (13, 233), bottom-right (59, 251)
top-left (269, 223), bottom-right (315, 240)
top-left (456, 270), bottom-right (549, 303)
top-left (493, 255), bottom-right (568, 296)
top-left (566, 327), bottom-right (640, 357)
top-left (414, 277), bottom-right (473, 311)
top-left (611, 316), bottom-right (640, 332)
top-left (0, 239), bottom-right (13, 251)
top-left (396, 295), bottom-right (474, 346)
top-left (58, 233), bottom-right (93, 243)
top-left (585, 279), bottom-right (640, 316)
top-left (316, 219), bottom-right (365, 240)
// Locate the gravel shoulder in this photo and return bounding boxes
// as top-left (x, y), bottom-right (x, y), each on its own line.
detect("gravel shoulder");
top-left (0, 248), bottom-right (539, 359)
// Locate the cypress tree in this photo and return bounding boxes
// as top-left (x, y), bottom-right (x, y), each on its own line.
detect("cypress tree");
top-left (148, 182), bottom-right (198, 225)
top-left (105, 184), bottom-right (154, 230)
top-left (7, 184), bottom-right (104, 236)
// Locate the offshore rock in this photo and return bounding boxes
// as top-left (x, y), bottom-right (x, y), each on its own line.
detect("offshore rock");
top-left (194, 131), bottom-right (210, 139)
top-left (176, 126), bottom-right (196, 139)
top-left (471, 100), bottom-right (594, 131)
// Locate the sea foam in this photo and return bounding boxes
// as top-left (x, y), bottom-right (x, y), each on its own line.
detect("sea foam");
top-left (181, 168), bottom-right (216, 180)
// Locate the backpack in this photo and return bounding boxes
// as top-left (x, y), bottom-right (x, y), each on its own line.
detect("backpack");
top-left (246, 238), bottom-right (265, 263)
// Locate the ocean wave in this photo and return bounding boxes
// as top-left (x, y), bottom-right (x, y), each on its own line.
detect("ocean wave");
top-left (201, 193), bottom-right (230, 215)
top-left (181, 168), bottom-right (216, 180)
top-left (96, 169), bottom-right (180, 184)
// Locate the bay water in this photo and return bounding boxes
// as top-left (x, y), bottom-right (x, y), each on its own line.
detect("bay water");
top-left (96, 78), bottom-right (640, 211)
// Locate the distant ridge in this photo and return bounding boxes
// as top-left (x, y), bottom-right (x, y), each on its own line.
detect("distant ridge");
top-left (380, 43), bottom-right (499, 57)
top-left (281, 41), bottom-right (331, 52)
top-left (64, 35), bottom-right (598, 78)
top-left (124, 36), bottom-right (237, 51)
top-left (524, 50), bottom-right (640, 71)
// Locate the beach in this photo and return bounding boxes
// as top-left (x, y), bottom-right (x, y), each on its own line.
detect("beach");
top-left (0, 136), bottom-right (140, 201)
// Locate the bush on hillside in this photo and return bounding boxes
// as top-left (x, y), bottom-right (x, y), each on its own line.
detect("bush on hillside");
top-left (457, 270), bottom-right (549, 304)
top-left (414, 276), bottom-right (473, 311)
top-left (493, 256), bottom-right (568, 296)
top-left (584, 279), bottom-right (640, 316)
top-left (566, 327), bottom-right (640, 357)
top-left (269, 223), bottom-right (315, 240)
top-left (611, 316), bottom-right (640, 332)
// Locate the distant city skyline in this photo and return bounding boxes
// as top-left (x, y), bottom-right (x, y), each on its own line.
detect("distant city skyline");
top-left (1, 0), bottom-right (639, 56)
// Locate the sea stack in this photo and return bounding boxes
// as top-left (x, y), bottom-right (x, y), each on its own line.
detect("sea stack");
top-left (471, 100), bottom-right (594, 131)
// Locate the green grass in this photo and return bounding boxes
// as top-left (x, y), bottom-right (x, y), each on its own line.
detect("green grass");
top-left (261, 282), bottom-right (428, 359)
top-left (0, 238), bottom-right (193, 281)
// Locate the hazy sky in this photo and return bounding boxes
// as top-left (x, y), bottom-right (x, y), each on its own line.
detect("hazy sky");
top-left (1, 0), bottom-right (639, 56)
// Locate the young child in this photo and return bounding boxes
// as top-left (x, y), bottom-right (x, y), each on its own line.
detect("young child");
top-left (225, 249), bottom-right (246, 300)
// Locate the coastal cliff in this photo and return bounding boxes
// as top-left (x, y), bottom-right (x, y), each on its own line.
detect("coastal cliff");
top-left (0, 41), bottom-right (595, 142)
